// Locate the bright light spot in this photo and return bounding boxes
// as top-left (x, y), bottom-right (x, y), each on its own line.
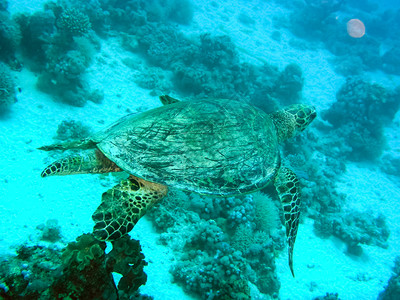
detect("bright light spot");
top-left (347, 19), bottom-right (366, 38)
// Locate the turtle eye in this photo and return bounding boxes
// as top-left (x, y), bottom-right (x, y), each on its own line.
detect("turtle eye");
top-left (297, 111), bottom-right (306, 118)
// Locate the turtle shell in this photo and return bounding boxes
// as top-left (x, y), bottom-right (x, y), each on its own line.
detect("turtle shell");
top-left (96, 99), bottom-right (280, 196)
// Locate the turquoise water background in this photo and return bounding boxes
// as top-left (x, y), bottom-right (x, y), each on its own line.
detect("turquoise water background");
top-left (0, 0), bottom-right (399, 299)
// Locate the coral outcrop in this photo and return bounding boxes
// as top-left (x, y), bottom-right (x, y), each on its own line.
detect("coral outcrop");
top-left (323, 77), bottom-right (400, 160)
top-left (0, 62), bottom-right (16, 109)
top-left (0, 232), bottom-right (148, 299)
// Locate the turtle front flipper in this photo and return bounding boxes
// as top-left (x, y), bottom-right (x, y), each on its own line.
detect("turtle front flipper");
top-left (38, 138), bottom-right (97, 151)
top-left (92, 175), bottom-right (168, 241)
top-left (41, 149), bottom-right (122, 177)
top-left (274, 167), bottom-right (301, 277)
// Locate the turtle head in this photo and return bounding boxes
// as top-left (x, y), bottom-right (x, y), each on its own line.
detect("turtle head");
top-left (271, 104), bottom-right (316, 142)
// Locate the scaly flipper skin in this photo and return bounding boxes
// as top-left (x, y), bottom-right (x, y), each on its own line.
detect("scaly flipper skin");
top-left (41, 149), bottom-right (122, 177)
top-left (92, 175), bottom-right (168, 241)
top-left (274, 166), bottom-right (301, 277)
top-left (38, 138), bottom-right (97, 151)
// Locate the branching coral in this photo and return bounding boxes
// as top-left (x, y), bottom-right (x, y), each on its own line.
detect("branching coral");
top-left (253, 192), bottom-right (281, 234)
top-left (57, 8), bottom-right (91, 36)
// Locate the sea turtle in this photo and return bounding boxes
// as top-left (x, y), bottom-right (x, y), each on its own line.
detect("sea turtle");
top-left (39, 95), bottom-right (316, 276)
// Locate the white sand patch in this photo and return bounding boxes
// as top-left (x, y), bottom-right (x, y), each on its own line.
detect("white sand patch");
top-left (131, 218), bottom-right (195, 299)
top-left (276, 217), bottom-right (394, 300)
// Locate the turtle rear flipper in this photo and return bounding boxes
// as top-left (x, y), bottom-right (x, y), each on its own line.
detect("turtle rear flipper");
top-left (92, 175), bottom-right (168, 241)
top-left (274, 167), bottom-right (301, 277)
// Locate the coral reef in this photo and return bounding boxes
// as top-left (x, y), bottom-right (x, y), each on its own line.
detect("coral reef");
top-left (36, 219), bottom-right (62, 243)
top-left (56, 8), bottom-right (92, 36)
top-left (0, 244), bottom-right (62, 298)
top-left (378, 256), bottom-right (400, 300)
top-left (0, 9), bottom-right (21, 63)
top-left (172, 246), bottom-right (251, 299)
top-left (273, 63), bottom-right (304, 105)
top-left (53, 234), bottom-right (147, 299)
top-left (150, 189), bottom-right (282, 298)
top-left (0, 0), bottom-right (7, 11)
top-left (314, 211), bottom-right (390, 255)
top-left (51, 234), bottom-right (116, 299)
top-left (123, 21), bottom-right (302, 106)
top-left (54, 119), bottom-right (92, 141)
top-left (16, 5), bottom-right (101, 106)
top-left (16, 9), bottom-right (56, 66)
top-left (0, 232), bottom-right (148, 299)
top-left (322, 77), bottom-right (400, 161)
top-left (0, 62), bottom-right (16, 109)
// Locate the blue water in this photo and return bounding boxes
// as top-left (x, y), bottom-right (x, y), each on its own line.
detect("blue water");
top-left (0, 0), bottom-right (399, 299)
